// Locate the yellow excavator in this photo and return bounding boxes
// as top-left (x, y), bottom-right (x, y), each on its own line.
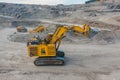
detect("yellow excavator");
top-left (29, 25), bottom-right (46, 33)
top-left (27, 24), bottom-right (97, 66)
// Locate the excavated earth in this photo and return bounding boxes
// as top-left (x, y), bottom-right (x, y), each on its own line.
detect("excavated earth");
top-left (7, 24), bottom-right (120, 45)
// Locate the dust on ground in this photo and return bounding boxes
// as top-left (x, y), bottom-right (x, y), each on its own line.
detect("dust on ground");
top-left (0, 28), bottom-right (120, 80)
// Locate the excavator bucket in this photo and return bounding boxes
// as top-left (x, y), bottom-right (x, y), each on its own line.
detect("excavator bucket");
top-left (88, 27), bottom-right (99, 38)
top-left (71, 24), bottom-right (99, 38)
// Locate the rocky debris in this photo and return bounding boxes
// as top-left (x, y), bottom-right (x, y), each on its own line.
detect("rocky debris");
top-left (7, 31), bottom-right (48, 43)
top-left (92, 30), bottom-right (116, 44)
top-left (7, 26), bottom-right (120, 45)
top-left (0, 2), bottom-right (120, 28)
top-left (0, 3), bottom-right (52, 19)
top-left (114, 30), bottom-right (120, 40)
top-left (108, 3), bottom-right (120, 10)
top-left (0, 3), bottom-right (80, 19)
top-left (11, 20), bottom-right (41, 27)
top-left (88, 12), bottom-right (97, 17)
top-left (7, 32), bottom-right (32, 43)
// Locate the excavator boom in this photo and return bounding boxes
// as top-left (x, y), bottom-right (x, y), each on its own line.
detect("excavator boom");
top-left (29, 25), bottom-right (46, 33)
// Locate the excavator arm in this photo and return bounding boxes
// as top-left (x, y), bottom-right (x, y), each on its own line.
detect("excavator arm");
top-left (29, 25), bottom-right (46, 33)
top-left (45, 24), bottom-right (92, 51)
top-left (71, 24), bottom-right (90, 37)
top-left (50, 25), bottom-right (69, 44)
top-left (49, 24), bottom-right (91, 44)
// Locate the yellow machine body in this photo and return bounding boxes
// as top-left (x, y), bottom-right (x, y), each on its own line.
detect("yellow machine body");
top-left (27, 43), bottom-right (56, 57)
top-left (29, 25), bottom-right (46, 33)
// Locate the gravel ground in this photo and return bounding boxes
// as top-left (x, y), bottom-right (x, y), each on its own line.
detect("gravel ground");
top-left (0, 28), bottom-right (120, 80)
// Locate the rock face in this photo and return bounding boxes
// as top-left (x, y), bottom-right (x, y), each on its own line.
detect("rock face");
top-left (0, 3), bottom-right (51, 19)
top-left (0, 3), bottom-right (78, 19)
top-left (0, 1), bottom-right (120, 19)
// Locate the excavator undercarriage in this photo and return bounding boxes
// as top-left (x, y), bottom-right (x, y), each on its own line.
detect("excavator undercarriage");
top-left (33, 50), bottom-right (65, 66)
top-left (34, 56), bottom-right (64, 66)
